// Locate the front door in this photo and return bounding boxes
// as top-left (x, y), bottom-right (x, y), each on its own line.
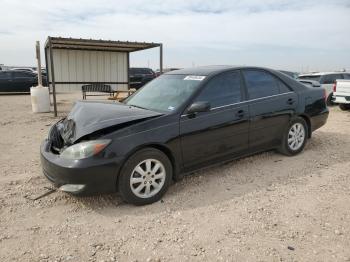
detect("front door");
top-left (180, 70), bottom-right (249, 171)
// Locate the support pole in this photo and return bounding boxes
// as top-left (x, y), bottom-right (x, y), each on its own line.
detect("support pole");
top-left (127, 52), bottom-right (130, 90)
top-left (48, 37), bottom-right (57, 117)
top-left (159, 44), bottom-right (163, 74)
top-left (36, 41), bottom-right (43, 86)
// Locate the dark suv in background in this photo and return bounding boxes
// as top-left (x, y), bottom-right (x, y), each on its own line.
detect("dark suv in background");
top-left (0, 70), bottom-right (47, 92)
top-left (129, 68), bottom-right (156, 89)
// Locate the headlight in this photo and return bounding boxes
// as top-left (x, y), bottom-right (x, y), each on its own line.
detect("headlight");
top-left (60, 139), bottom-right (111, 160)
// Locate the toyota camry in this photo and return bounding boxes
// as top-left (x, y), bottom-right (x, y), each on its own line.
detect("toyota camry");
top-left (40, 66), bottom-right (329, 205)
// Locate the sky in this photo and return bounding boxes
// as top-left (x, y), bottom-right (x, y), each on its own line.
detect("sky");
top-left (0, 0), bottom-right (349, 72)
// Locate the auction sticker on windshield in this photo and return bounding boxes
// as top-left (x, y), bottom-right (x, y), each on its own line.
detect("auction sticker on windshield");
top-left (184, 75), bottom-right (206, 81)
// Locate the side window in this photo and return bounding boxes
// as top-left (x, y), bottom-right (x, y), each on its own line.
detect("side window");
top-left (12, 71), bottom-right (35, 78)
top-left (242, 70), bottom-right (279, 99)
top-left (342, 74), bottom-right (350, 80)
top-left (322, 74), bottom-right (343, 84)
top-left (194, 71), bottom-right (241, 108)
top-left (275, 78), bottom-right (291, 93)
top-left (0, 72), bottom-right (11, 79)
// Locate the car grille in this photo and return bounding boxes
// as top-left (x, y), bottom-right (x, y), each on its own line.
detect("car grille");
top-left (49, 124), bottom-right (64, 153)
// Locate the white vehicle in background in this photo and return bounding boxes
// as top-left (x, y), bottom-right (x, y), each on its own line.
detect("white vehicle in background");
top-left (333, 80), bottom-right (350, 110)
top-left (298, 72), bottom-right (350, 105)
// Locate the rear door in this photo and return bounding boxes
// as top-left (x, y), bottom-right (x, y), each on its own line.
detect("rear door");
top-left (242, 69), bottom-right (298, 151)
top-left (180, 70), bottom-right (249, 170)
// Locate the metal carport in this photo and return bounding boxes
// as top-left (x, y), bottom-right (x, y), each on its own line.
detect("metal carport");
top-left (44, 37), bottom-right (163, 116)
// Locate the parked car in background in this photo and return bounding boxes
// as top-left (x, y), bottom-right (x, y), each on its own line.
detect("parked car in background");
top-left (155, 68), bottom-right (182, 77)
top-left (41, 66), bottom-right (328, 205)
top-left (298, 72), bottom-right (350, 105)
top-left (129, 67), bottom-right (156, 89)
top-left (333, 79), bottom-right (350, 110)
top-left (279, 70), bottom-right (299, 79)
top-left (0, 70), bottom-right (47, 92)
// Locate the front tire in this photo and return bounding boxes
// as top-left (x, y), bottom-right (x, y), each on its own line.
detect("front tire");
top-left (279, 118), bottom-right (308, 156)
top-left (118, 148), bottom-right (172, 205)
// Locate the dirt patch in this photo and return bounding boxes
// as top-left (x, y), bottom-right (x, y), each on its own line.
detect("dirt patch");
top-left (1, 94), bottom-right (350, 262)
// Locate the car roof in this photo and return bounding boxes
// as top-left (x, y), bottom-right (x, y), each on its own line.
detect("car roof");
top-left (130, 67), bottom-right (152, 70)
top-left (166, 65), bottom-right (308, 91)
top-left (165, 65), bottom-right (297, 76)
top-left (0, 70), bottom-right (35, 74)
top-left (165, 65), bottom-right (240, 76)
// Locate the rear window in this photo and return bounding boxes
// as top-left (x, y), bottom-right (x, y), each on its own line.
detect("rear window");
top-left (130, 68), bottom-right (154, 75)
top-left (298, 75), bottom-right (321, 82)
top-left (342, 74), bottom-right (350, 80)
top-left (321, 74), bottom-right (343, 84)
top-left (12, 71), bottom-right (35, 78)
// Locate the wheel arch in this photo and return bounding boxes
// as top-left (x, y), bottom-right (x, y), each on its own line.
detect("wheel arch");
top-left (116, 143), bottom-right (179, 191)
top-left (298, 114), bottom-right (312, 138)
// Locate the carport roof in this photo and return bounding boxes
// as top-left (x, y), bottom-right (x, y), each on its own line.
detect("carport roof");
top-left (45, 37), bottom-right (162, 52)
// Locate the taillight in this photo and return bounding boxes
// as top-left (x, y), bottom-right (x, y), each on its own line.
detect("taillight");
top-left (333, 82), bottom-right (337, 92)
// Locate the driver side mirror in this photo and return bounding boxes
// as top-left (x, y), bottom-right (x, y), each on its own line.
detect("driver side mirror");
top-left (187, 101), bottom-right (211, 114)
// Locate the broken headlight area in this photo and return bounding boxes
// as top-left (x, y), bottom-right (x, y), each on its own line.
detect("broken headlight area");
top-left (60, 139), bottom-right (111, 160)
top-left (48, 118), bottom-right (76, 153)
top-left (48, 122), bottom-right (64, 153)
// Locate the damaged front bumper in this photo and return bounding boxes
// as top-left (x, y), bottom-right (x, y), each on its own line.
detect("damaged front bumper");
top-left (40, 139), bottom-right (122, 195)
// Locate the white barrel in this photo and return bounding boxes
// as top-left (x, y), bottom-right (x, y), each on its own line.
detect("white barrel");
top-left (30, 86), bottom-right (50, 113)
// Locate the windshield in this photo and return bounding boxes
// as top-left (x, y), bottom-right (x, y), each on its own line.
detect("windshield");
top-left (298, 75), bottom-right (321, 82)
top-left (124, 74), bottom-right (204, 112)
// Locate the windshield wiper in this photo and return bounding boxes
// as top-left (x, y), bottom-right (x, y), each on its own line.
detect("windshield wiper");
top-left (128, 104), bottom-right (148, 110)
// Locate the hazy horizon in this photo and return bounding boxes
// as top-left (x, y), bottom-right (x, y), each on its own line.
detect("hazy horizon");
top-left (1, 0), bottom-right (349, 72)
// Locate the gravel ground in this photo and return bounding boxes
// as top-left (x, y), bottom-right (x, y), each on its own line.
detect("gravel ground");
top-left (0, 94), bottom-right (350, 262)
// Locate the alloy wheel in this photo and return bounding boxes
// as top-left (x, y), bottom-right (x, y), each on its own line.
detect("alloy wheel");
top-left (287, 123), bottom-right (305, 151)
top-left (130, 159), bottom-right (166, 198)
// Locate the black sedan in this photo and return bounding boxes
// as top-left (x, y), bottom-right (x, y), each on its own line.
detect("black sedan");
top-left (41, 66), bottom-right (328, 205)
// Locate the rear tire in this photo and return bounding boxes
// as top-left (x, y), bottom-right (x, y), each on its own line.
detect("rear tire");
top-left (279, 117), bottom-right (308, 156)
top-left (339, 104), bottom-right (350, 111)
top-left (118, 148), bottom-right (172, 205)
top-left (327, 93), bottom-right (335, 106)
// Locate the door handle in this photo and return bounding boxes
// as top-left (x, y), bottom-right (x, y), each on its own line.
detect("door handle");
top-left (287, 98), bottom-right (295, 105)
top-left (236, 110), bottom-right (245, 118)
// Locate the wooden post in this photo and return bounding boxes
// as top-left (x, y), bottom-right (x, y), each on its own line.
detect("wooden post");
top-left (36, 41), bottom-right (43, 86)
top-left (48, 37), bottom-right (57, 117)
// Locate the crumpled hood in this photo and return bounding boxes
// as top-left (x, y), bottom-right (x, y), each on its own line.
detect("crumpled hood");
top-left (58, 101), bottom-right (162, 144)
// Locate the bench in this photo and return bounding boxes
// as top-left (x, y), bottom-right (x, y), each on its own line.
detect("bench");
top-left (81, 84), bottom-right (115, 100)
